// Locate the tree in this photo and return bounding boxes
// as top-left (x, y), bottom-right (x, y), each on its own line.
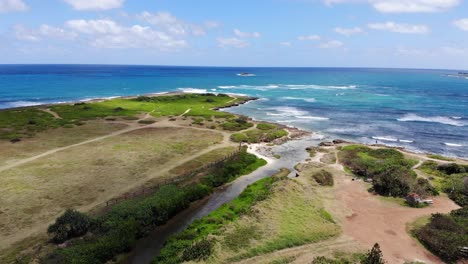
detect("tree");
top-left (362, 243), bottom-right (386, 264)
top-left (47, 209), bottom-right (92, 243)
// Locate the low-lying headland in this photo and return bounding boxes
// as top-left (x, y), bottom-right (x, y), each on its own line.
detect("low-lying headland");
top-left (0, 92), bottom-right (466, 264)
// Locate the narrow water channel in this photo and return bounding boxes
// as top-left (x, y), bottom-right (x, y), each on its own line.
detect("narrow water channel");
top-left (125, 135), bottom-right (323, 264)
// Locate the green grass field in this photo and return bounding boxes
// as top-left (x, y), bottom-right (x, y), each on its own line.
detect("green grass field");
top-left (0, 94), bottom-right (240, 140)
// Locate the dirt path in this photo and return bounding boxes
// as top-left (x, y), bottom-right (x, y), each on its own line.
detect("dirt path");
top-left (333, 159), bottom-right (460, 263)
top-left (38, 108), bottom-right (62, 119)
top-left (1, 112), bottom-right (238, 250)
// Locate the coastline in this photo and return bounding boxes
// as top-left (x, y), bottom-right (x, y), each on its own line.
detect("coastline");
top-left (2, 91), bottom-right (466, 161)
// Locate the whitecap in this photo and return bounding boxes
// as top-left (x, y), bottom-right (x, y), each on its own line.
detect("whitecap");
top-left (397, 113), bottom-right (466, 127)
top-left (217, 86), bottom-right (237, 89)
top-left (444, 143), bottom-right (463, 147)
top-left (177, 88), bottom-right (208, 94)
top-left (295, 116), bottom-right (329, 120)
top-left (372, 136), bottom-right (398, 142)
top-left (399, 139), bottom-right (414, 143)
top-left (451, 116), bottom-right (462, 120)
top-left (6, 101), bottom-right (43, 108)
top-left (282, 96), bottom-right (316, 103)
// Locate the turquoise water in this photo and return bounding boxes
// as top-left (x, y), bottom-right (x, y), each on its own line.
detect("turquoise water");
top-left (0, 65), bottom-right (466, 157)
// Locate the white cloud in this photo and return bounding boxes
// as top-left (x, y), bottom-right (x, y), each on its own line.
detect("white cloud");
top-left (39, 25), bottom-right (78, 40)
top-left (204, 21), bottom-right (221, 29)
top-left (368, 22), bottom-right (429, 34)
top-left (217, 37), bottom-right (249, 48)
top-left (440, 46), bottom-right (468, 56)
top-left (91, 25), bottom-right (187, 49)
top-left (137, 11), bottom-right (208, 36)
top-left (0, 0), bottom-right (28, 13)
top-left (371, 0), bottom-right (460, 13)
top-left (66, 19), bottom-right (123, 35)
top-left (14, 25), bottom-right (39, 42)
top-left (453, 18), bottom-right (468, 31)
top-left (319, 40), bottom-right (344, 48)
top-left (280, 41), bottom-right (292, 47)
top-left (396, 47), bottom-right (427, 56)
top-left (63, 0), bottom-right (124, 11)
top-left (298, 35), bottom-right (321, 41)
top-left (233, 29), bottom-right (261, 38)
top-left (323, 0), bottom-right (460, 13)
top-left (14, 24), bottom-right (79, 42)
top-left (334, 27), bottom-right (363, 36)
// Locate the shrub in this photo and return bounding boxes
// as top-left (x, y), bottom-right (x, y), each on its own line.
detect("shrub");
top-left (362, 243), bottom-right (385, 264)
top-left (415, 210), bottom-right (468, 262)
top-left (47, 209), bottom-right (92, 244)
top-left (181, 239), bottom-right (213, 262)
top-left (256, 123), bottom-right (277, 130)
top-left (312, 170), bottom-right (334, 186)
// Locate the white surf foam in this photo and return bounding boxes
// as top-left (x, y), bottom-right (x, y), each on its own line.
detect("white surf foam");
top-left (444, 143), bottom-right (463, 147)
top-left (397, 113), bottom-right (466, 127)
top-left (178, 88), bottom-right (208, 94)
top-left (372, 136), bottom-right (398, 142)
top-left (296, 116), bottom-right (330, 120)
top-left (6, 101), bottom-right (43, 108)
top-left (282, 96), bottom-right (316, 103)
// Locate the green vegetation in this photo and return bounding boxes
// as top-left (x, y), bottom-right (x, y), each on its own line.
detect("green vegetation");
top-left (231, 126), bottom-right (288, 143)
top-left (220, 116), bottom-right (254, 131)
top-left (414, 207), bottom-right (468, 262)
top-left (47, 209), bottom-right (92, 244)
top-left (427, 154), bottom-right (454, 161)
top-left (43, 150), bottom-right (265, 264)
top-left (0, 108), bottom-right (70, 140)
top-left (0, 94), bottom-right (238, 140)
top-left (256, 123), bottom-right (277, 130)
top-left (154, 174), bottom-right (282, 264)
top-left (312, 170), bottom-right (334, 186)
top-left (419, 160), bottom-right (468, 206)
top-left (339, 145), bottom-right (436, 198)
top-left (312, 243), bottom-right (384, 264)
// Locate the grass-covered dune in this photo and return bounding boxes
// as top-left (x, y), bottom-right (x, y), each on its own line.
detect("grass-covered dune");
top-left (0, 93), bottom-right (246, 140)
top-left (339, 145), bottom-right (438, 199)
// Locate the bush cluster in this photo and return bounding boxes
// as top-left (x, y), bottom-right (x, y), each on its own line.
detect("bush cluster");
top-left (339, 145), bottom-right (435, 198)
top-left (420, 160), bottom-right (468, 206)
top-left (220, 117), bottom-right (254, 131)
top-left (312, 170), bottom-right (334, 186)
top-left (415, 207), bottom-right (468, 262)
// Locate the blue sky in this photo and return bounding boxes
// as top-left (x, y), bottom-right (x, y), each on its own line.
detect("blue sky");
top-left (0, 0), bottom-right (467, 69)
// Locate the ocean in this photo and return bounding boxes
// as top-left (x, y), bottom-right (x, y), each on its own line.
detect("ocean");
top-left (0, 65), bottom-right (467, 158)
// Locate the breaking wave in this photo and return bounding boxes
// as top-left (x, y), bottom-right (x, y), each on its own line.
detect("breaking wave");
top-left (397, 114), bottom-right (466, 127)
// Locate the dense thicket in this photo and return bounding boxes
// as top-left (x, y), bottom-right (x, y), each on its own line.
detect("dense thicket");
top-left (415, 207), bottom-right (468, 262)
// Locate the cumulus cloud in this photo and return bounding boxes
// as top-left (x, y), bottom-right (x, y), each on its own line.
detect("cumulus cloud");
top-left (66, 19), bottom-right (123, 35)
top-left (334, 27), bottom-right (363, 36)
top-left (280, 41), bottom-right (292, 47)
top-left (368, 22), bottom-right (429, 34)
top-left (63, 0), bottom-right (124, 11)
top-left (233, 29), bottom-right (261, 38)
top-left (453, 18), bottom-right (468, 31)
top-left (298, 35), bottom-right (321, 41)
top-left (324, 0), bottom-right (459, 13)
top-left (217, 37), bottom-right (249, 48)
top-left (14, 24), bottom-right (79, 42)
top-left (65, 19), bottom-right (187, 50)
top-left (319, 40), bottom-right (344, 48)
top-left (137, 11), bottom-right (208, 36)
top-left (0, 0), bottom-right (28, 13)
top-left (14, 25), bottom-right (39, 42)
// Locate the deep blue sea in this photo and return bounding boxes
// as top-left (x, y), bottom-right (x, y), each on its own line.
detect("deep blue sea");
top-left (0, 65), bottom-right (467, 158)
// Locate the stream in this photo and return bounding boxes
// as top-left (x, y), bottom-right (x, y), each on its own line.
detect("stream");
top-left (125, 135), bottom-right (324, 264)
